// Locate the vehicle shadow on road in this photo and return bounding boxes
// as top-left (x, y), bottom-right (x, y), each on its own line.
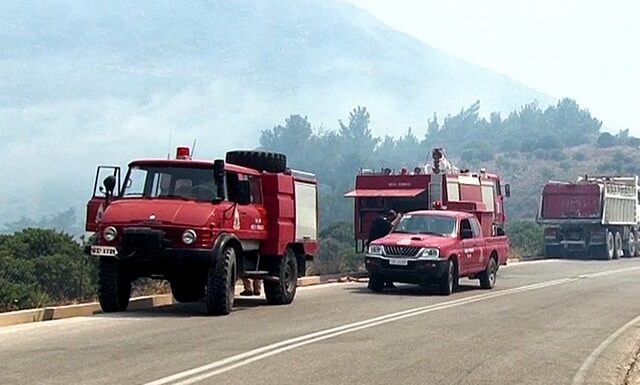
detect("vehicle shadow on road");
top-left (95, 297), bottom-right (268, 319)
top-left (345, 282), bottom-right (479, 297)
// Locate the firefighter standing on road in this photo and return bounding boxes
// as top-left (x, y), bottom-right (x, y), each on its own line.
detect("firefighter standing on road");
top-left (367, 210), bottom-right (401, 289)
top-left (240, 278), bottom-right (262, 296)
top-left (367, 210), bottom-right (400, 245)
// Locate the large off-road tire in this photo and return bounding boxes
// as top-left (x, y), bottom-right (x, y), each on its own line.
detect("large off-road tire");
top-left (98, 257), bottom-right (131, 312)
top-left (438, 260), bottom-right (457, 296)
top-left (225, 150), bottom-right (287, 173)
top-left (368, 273), bottom-right (385, 293)
top-left (479, 257), bottom-right (498, 289)
top-left (171, 279), bottom-right (205, 303)
top-left (614, 231), bottom-right (623, 260)
top-left (264, 248), bottom-right (298, 305)
top-left (205, 246), bottom-right (236, 315)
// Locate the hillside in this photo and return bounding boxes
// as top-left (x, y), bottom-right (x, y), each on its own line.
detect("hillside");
top-left (0, 0), bottom-right (553, 223)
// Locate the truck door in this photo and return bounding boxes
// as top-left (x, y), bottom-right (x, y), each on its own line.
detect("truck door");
top-left (459, 218), bottom-right (483, 273)
top-left (469, 218), bottom-right (487, 270)
top-left (226, 172), bottom-right (267, 246)
top-left (86, 166), bottom-right (121, 232)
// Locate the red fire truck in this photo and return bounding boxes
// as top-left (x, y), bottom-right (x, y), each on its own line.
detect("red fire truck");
top-left (537, 175), bottom-right (640, 259)
top-left (345, 149), bottom-right (511, 293)
top-left (345, 149), bottom-right (510, 251)
top-left (85, 148), bottom-right (318, 315)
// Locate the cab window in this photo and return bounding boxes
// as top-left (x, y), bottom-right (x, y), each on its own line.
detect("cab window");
top-left (226, 172), bottom-right (241, 202)
top-left (460, 219), bottom-right (473, 238)
top-left (249, 175), bottom-right (262, 204)
top-left (470, 218), bottom-right (482, 237)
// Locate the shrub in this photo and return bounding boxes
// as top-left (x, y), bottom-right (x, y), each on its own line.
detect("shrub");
top-left (506, 220), bottom-right (543, 258)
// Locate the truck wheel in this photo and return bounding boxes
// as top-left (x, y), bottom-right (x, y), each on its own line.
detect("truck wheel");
top-left (265, 249), bottom-right (298, 305)
top-left (368, 274), bottom-right (385, 293)
top-left (605, 230), bottom-right (615, 260)
top-left (626, 232), bottom-right (637, 258)
top-left (205, 245), bottom-right (236, 315)
top-left (479, 257), bottom-right (498, 289)
top-left (635, 233), bottom-right (640, 257)
top-left (98, 257), bottom-right (131, 312)
top-left (438, 260), bottom-right (457, 295)
top-left (225, 151), bottom-right (287, 173)
top-left (614, 231), bottom-right (622, 260)
top-left (171, 279), bottom-right (205, 303)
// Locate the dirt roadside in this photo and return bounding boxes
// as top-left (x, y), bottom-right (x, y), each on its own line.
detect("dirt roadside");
top-left (623, 341), bottom-right (640, 385)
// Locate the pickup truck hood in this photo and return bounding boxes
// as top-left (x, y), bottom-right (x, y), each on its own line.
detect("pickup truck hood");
top-left (374, 233), bottom-right (458, 249)
top-left (102, 199), bottom-right (215, 227)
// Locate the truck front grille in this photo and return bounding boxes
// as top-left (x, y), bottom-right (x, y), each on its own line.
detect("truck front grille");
top-left (384, 246), bottom-right (422, 257)
top-left (121, 227), bottom-right (165, 251)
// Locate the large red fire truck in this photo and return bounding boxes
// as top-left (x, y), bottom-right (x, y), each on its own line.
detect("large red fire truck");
top-left (345, 149), bottom-right (511, 293)
top-left (85, 148), bottom-right (318, 315)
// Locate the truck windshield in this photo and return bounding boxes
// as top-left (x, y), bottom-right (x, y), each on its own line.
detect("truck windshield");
top-left (392, 214), bottom-right (456, 237)
top-left (122, 165), bottom-right (220, 202)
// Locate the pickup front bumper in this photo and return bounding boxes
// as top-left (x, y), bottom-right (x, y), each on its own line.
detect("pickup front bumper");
top-left (365, 256), bottom-right (448, 284)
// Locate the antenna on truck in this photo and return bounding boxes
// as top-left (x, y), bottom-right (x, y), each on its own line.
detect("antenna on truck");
top-left (191, 139), bottom-right (197, 158)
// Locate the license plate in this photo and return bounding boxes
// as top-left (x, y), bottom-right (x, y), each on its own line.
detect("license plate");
top-left (388, 258), bottom-right (408, 266)
top-left (91, 246), bottom-right (118, 257)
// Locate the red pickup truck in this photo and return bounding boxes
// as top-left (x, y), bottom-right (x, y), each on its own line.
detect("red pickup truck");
top-left (365, 210), bottom-right (510, 295)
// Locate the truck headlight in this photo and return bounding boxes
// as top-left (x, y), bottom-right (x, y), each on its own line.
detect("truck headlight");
top-left (182, 229), bottom-right (197, 245)
top-left (367, 244), bottom-right (384, 255)
top-left (419, 248), bottom-right (439, 259)
top-left (103, 226), bottom-right (118, 242)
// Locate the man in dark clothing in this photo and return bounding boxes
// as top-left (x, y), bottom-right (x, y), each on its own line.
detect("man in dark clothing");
top-left (367, 210), bottom-right (400, 289)
top-left (367, 210), bottom-right (398, 245)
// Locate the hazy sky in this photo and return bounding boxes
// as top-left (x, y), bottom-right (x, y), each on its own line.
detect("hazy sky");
top-left (349, 0), bottom-right (639, 134)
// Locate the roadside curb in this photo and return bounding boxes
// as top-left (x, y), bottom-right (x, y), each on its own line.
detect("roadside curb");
top-left (0, 273), bottom-right (367, 328)
top-left (1, 260), bottom-right (543, 329)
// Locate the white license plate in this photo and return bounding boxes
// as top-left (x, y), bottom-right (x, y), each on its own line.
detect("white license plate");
top-left (91, 246), bottom-right (118, 257)
top-left (388, 258), bottom-right (408, 266)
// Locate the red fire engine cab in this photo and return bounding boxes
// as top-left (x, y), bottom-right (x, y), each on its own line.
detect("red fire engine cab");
top-left (85, 148), bottom-right (318, 315)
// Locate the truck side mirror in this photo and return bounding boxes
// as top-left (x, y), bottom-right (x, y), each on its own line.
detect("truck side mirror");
top-left (461, 228), bottom-right (474, 239)
top-left (103, 175), bottom-right (116, 196)
top-left (237, 180), bottom-right (251, 205)
top-left (504, 184), bottom-right (511, 198)
top-left (213, 160), bottom-right (226, 199)
top-left (496, 227), bottom-right (506, 236)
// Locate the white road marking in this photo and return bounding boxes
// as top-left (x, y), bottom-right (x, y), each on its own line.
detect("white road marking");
top-left (143, 265), bottom-right (640, 385)
top-left (571, 313), bottom-right (640, 385)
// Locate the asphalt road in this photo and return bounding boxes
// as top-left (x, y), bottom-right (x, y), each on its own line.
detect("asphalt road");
top-left (3, 259), bottom-right (640, 385)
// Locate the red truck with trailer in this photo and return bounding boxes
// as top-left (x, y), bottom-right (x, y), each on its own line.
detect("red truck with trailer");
top-left (85, 148), bottom-right (318, 315)
top-left (536, 175), bottom-right (640, 260)
top-left (345, 148), bottom-right (511, 293)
